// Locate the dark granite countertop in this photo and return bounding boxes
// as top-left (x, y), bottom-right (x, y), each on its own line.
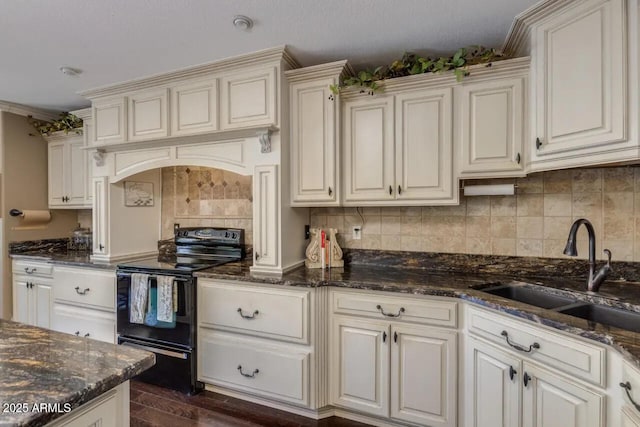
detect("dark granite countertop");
top-left (0, 320), bottom-right (154, 427)
top-left (195, 257), bottom-right (640, 370)
top-left (9, 252), bottom-right (117, 270)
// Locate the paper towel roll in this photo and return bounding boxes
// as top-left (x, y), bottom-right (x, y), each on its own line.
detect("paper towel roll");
top-left (19, 210), bottom-right (51, 226)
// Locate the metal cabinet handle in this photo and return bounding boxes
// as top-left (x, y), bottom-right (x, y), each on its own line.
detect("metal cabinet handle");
top-left (621, 382), bottom-right (640, 412)
top-left (74, 286), bottom-right (90, 295)
top-left (535, 138), bottom-right (542, 150)
top-left (328, 187), bottom-right (333, 196)
top-left (516, 153), bottom-right (521, 164)
top-left (382, 331), bottom-right (387, 343)
top-left (84, 333), bottom-right (90, 338)
top-left (237, 308), bottom-right (259, 319)
top-left (389, 185), bottom-right (393, 195)
top-left (393, 331), bottom-right (398, 343)
top-left (523, 372), bottom-right (531, 387)
top-left (509, 366), bottom-right (517, 381)
top-left (398, 185), bottom-right (402, 195)
top-left (98, 244), bottom-right (104, 251)
top-left (24, 267), bottom-right (37, 274)
top-left (501, 330), bottom-right (540, 353)
top-left (74, 331), bottom-right (80, 336)
top-left (255, 252), bottom-right (260, 260)
top-left (237, 365), bottom-right (259, 378)
top-left (376, 305), bottom-right (405, 318)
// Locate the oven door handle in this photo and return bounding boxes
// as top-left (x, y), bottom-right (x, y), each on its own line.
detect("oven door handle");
top-left (120, 341), bottom-right (188, 359)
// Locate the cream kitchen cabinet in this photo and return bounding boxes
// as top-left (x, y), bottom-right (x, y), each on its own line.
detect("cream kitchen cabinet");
top-left (528, 0), bottom-right (629, 171)
top-left (287, 61), bottom-right (349, 206)
top-left (330, 291), bottom-right (457, 426)
top-left (92, 97), bottom-right (127, 145)
top-left (220, 67), bottom-right (277, 129)
top-left (342, 86), bottom-right (456, 206)
top-left (456, 64), bottom-right (528, 178)
top-left (465, 306), bottom-right (606, 427)
top-left (12, 260), bottom-right (53, 328)
top-left (170, 78), bottom-right (218, 136)
top-left (621, 360), bottom-right (640, 425)
top-left (46, 132), bottom-right (91, 208)
top-left (252, 165), bottom-right (279, 269)
top-left (92, 176), bottom-right (109, 257)
top-left (128, 88), bottom-right (169, 141)
top-left (623, 408), bottom-right (640, 427)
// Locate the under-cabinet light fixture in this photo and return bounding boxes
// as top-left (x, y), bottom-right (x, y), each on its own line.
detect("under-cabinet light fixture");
top-left (463, 183), bottom-right (516, 196)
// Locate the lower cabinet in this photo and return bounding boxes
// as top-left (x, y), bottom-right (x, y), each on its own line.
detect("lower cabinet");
top-left (331, 315), bottom-right (457, 426)
top-left (51, 303), bottom-right (116, 344)
top-left (623, 407), bottom-right (640, 427)
top-left (12, 276), bottom-right (52, 328)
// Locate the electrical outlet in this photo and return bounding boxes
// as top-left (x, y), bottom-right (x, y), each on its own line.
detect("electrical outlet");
top-left (174, 223), bottom-right (180, 230)
top-left (352, 226), bottom-right (362, 240)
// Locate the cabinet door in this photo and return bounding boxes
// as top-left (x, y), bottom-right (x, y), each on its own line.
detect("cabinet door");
top-left (93, 98), bottom-right (126, 144)
top-left (128, 89), bottom-right (169, 141)
top-left (92, 177), bottom-right (109, 256)
top-left (395, 88), bottom-right (454, 201)
top-left (466, 337), bottom-right (521, 427)
top-left (522, 363), bottom-right (604, 427)
top-left (458, 76), bottom-right (525, 177)
top-left (12, 278), bottom-right (30, 324)
top-left (84, 120), bottom-right (94, 205)
top-left (171, 79), bottom-right (218, 136)
top-left (220, 67), bottom-right (276, 129)
top-left (330, 316), bottom-right (389, 417)
top-left (343, 96), bottom-right (395, 202)
top-left (47, 141), bottom-right (66, 206)
top-left (290, 78), bottom-right (338, 205)
top-left (67, 139), bottom-right (87, 205)
top-left (390, 324), bottom-right (457, 426)
top-left (253, 165), bottom-right (278, 268)
top-left (533, 0), bottom-right (625, 156)
top-left (623, 407), bottom-right (640, 427)
top-left (32, 281), bottom-right (52, 329)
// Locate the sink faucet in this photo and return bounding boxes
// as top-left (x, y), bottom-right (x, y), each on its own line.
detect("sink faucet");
top-left (562, 218), bottom-right (612, 292)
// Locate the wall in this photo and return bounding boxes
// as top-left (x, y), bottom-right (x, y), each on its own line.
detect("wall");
top-left (311, 166), bottom-right (640, 262)
top-left (1, 111), bottom-right (78, 319)
top-left (160, 166), bottom-right (253, 244)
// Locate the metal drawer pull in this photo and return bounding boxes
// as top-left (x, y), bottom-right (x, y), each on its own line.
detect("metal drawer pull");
top-left (509, 366), bottom-right (517, 381)
top-left (84, 333), bottom-right (90, 338)
top-left (376, 305), bottom-right (405, 318)
top-left (121, 341), bottom-right (188, 359)
top-left (501, 330), bottom-right (540, 353)
top-left (74, 331), bottom-right (80, 336)
top-left (237, 365), bottom-right (259, 378)
top-left (237, 308), bottom-right (259, 319)
top-left (24, 267), bottom-right (37, 274)
top-left (75, 286), bottom-right (90, 295)
top-left (621, 382), bottom-right (640, 412)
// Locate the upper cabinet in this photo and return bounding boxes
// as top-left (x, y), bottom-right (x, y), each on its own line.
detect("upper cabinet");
top-left (128, 88), bottom-right (169, 141)
top-left (45, 132), bottom-right (91, 209)
top-left (342, 85), bottom-right (456, 206)
top-left (505, 0), bottom-right (633, 171)
top-left (220, 67), bottom-right (277, 129)
top-left (456, 61), bottom-right (528, 178)
top-left (286, 61), bottom-right (350, 207)
top-left (170, 78), bottom-right (218, 136)
top-left (92, 97), bottom-right (126, 145)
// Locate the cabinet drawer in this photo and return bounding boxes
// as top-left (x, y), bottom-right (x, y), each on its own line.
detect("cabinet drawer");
top-left (622, 360), bottom-right (640, 414)
top-left (331, 290), bottom-right (457, 328)
top-left (467, 306), bottom-right (605, 386)
top-left (48, 387), bottom-right (119, 427)
top-left (198, 281), bottom-right (309, 343)
top-left (52, 303), bottom-right (116, 344)
top-left (13, 260), bottom-right (53, 277)
top-left (198, 330), bottom-right (309, 406)
top-left (53, 267), bottom-right (115, 311)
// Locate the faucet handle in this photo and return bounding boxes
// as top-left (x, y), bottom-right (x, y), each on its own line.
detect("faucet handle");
top-left (603, 249), bottom-right (612, 267)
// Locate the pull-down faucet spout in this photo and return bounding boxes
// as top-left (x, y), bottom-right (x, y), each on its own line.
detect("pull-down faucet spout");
top-left (563, 218), bottom-right (612, 292)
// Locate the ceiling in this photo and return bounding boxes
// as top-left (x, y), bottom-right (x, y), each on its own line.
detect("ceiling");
top-left (0, 0), bottom-right (539, 112)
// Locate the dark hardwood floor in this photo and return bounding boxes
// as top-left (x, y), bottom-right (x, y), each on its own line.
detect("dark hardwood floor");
top-left (130, 380), bottom-right (373, 427)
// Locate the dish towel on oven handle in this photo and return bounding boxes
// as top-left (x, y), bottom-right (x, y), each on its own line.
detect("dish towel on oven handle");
top-left (156, 275), bottom-right (176, 322)
top-left (130, 273), bottom-right (150, 324)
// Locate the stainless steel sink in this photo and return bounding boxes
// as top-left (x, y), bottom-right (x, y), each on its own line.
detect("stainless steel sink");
top-left (557, 303), bottom-right (640, 333)
top-left (477, 283), bottom-right (578, 309)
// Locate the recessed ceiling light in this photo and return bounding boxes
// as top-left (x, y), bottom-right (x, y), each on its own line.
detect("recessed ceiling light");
top-left (59, 66), bottom-right (82, 77)
top-left (233, 15), bottom-right (253, 31)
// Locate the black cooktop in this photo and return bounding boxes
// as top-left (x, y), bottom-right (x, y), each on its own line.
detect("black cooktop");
top-left (117, 257), bottom-right (232, 274)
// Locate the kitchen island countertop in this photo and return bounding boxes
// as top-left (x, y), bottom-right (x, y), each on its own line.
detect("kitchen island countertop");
top-left (0, 320), bottom-right (154, 426)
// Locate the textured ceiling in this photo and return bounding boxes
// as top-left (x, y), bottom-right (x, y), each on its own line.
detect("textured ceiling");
top-left (0, 0), bottom-right (538, 112)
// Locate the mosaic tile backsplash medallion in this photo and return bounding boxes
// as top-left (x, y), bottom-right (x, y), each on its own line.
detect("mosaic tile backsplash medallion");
top-left (160, 167), bottom-right (252, 242)
top-left (311, 166), bottom-right (640, 262)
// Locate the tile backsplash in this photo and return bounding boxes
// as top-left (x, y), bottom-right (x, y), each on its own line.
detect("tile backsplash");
top-left (160, 166), bottom-right (252, 242)
top-left (311, 166), bottom-right (640, 262)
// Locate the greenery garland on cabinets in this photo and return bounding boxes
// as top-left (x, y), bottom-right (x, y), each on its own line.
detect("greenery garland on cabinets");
top-left (27, 112), bottom-right (83, 136)
top-left (330, 46), bottom-right (507, 96)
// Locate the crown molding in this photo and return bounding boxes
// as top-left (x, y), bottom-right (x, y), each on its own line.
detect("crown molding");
top-left (0, 101), bottom-right (59, 121)
top-left (80, 45), bottom-right (299, 100)
top-left (70, 107), bottom-right (91, 121)
top-left (340, 56), bottom-right (530, 99)
top-left (41, 130), bottom-right (83, 143)
top-left (502, 0), bottom-right (575, 56)
top-left (285, 60), bottom-right (353, 82)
